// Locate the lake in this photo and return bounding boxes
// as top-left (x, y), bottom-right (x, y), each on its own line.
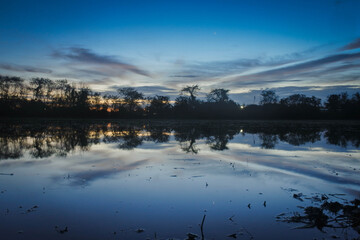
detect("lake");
top-left (0, 120), bottom-right (359, 240)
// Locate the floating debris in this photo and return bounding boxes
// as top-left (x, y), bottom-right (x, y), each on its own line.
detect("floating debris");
top-left (277, 196), bottom-right (360, 233)
top-left (135, 228), bottom-right (144, 233)
top-left (25, 205), bottom-right (39, 213)
top-left (227, 233), bottom-right (237, 238)
top-left (293, 193), bottom-right (304, 201)
top-left (186, 232), bottom-right (198, 240)
top-left (281, 187), bottom-right (298, 192)
top-left (55, 226), bottom-right (68, 234)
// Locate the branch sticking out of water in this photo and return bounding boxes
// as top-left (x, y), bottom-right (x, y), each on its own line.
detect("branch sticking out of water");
top-left (201, 214), bottom-right (206, 240)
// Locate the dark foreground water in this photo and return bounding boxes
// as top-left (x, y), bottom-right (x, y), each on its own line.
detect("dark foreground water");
top-left (0, 120), bottom-right (359, 240)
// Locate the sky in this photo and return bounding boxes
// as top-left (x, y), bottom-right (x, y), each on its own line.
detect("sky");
top-left (0, 0), bottom-right (359, 103)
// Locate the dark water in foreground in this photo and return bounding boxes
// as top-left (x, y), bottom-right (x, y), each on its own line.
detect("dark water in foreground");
top-left (0, 120), bottom-right (359, 240)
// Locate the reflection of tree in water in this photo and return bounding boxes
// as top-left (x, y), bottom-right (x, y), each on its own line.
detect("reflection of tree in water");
top-left (206, 135), bottom-right (229, 151)
top-left (278, 131), bottom-right (321, 146)
top-left (103, 125), bottom-right (171, 150)
top-left (175, 127), bottom-right (200, 154)
top-left (205, 128), bottom-right (237, 151)
top-left (146, 126), bottom-right (171, 143)
top-left (0, 121), bottom-right (360, 159)
top-left (0, 122), bottom-right (101, 159)
top-left (259, 133), bottom-right (278, 149)
top-left (31, 134), bottom-right (56, 158)
top-left (246, 123), bottom-right (359, 149)
top-left (174, 124), bottom-right (239, 153)
top-left (102, 126), bottom-right (144, 150)
top-left (118, 129), bottom-right (143, 150)
top-left (0, 137), bottom-right (25, 159)
top-left (179, 139), bottom-right (199, 154)
top-left (325, 126), bottom-right (360, 148)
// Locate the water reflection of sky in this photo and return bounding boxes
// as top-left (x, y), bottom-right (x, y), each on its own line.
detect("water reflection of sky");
top-left (0, 121), bottom-right (359, 239)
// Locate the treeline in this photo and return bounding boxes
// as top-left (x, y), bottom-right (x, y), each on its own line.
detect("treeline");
top-left (243, 90), bottom-right (360, 119)
top-left (1, 75), bottom-right (359, 119)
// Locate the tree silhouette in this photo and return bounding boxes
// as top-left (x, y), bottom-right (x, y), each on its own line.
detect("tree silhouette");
top-left (280, 94), bottom-right (321, 108)
top-left (118, 87), bottom-right (144, 112)
top-left (0, 76), bottom-right (26, 100)
top-left (207, 88), bottom-right (230, 103)
top-left (30, 78), bottom-right (54, 101)
top-left (181, 85), bottom-right (200, 102)
top-left (147, 95), bottom-right (172, 117)
top-left (260, 90), bottom-right (278, 105)
top-left (325, 92), bottom-right (349, 112)
top-left (1, 74), bottom-right (360, 119)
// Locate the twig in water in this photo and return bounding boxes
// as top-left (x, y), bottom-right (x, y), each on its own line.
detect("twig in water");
top-left (201, 214), bottom-right (206, 240)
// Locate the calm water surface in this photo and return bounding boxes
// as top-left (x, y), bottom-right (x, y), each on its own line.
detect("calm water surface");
top-left (0, 120), bottom-right (359, 240)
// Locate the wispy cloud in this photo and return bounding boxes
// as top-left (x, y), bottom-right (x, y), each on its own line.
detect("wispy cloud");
top-left (0, 63), bottom-right (52, 74)
top-left (52, 47), bottom-right (151, 77)
top-left (245, 52), bottom-right (360, 78)
top-left (339, 38), bottom-right (360, 51)
top-left (221, 52), bottom-right (360, 88)
top-left (170, 75), bottom-right (199, 78)
top-left (107, 85), bottom-right (177, 97)
top-left (168, 45), bottom-right (329, 87)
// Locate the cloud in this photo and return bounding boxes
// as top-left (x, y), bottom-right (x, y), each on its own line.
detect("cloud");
top-left (340, 38), bottom-right (360, 51)
top-left (65, 159), bottom-right (149, 186)
top-left (0, 63), bottom-right (52, 74)
top-left (107, 85), bottom-right (178, 97)
top-left (52, 47), bottom-right (150, 77)
top-left (247, 52), bottom-right (360, 78)
top-left (168, 44), bottom-right (328, 86)
top-left (170, 75), bottom-right (199, 78)
top-left (221, 52), bottom-right (360, 88)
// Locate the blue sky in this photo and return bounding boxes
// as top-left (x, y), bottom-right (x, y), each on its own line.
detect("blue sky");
top-left (0, 0), bottom-right (359, 103)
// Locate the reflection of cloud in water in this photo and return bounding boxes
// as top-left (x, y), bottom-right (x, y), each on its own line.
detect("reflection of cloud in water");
top-left (0, 159), bottom-right (52, 168)
top-left (208, 142), bottom-right (360, 187)
top-left (58, 159), bottom-right (149, 186)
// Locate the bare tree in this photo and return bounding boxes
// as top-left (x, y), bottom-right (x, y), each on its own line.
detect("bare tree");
top-left (181, 85), bottom-right (200, 102)
top-left (207, 88), bottom-right (230, 103)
